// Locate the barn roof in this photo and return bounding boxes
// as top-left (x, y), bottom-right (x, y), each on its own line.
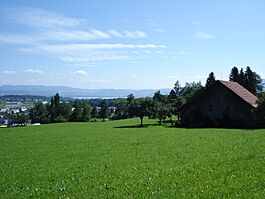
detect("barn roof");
top-left (218, 80), bottom-right (258, 107)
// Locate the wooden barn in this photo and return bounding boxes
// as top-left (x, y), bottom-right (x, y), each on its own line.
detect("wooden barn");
top-left (179, 80), bottom-right (258, 127)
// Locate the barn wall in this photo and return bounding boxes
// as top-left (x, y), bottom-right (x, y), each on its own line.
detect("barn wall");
top-left (181, 83), bottom-right (254, 126)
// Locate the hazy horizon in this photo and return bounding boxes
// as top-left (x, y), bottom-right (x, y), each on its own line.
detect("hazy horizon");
top-left (0, 0), bottom-right (264, 89)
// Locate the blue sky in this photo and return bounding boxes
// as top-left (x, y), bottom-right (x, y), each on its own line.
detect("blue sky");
top-left (0, 0), bottom-right (264, 89)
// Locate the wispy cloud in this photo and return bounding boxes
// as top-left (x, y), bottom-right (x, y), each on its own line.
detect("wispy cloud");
top-left (197, 32), bottom-right (216, 39)
top-left (0, 29), bottom-right (147, 44)
top-left (24, 69), bottom-right (44, 74)
top-left (131, 74), bottom-right (138, 78)
top-left (2, 70), bottom-right (17, 75)
top-left (108, 30), bottom-right (123, 37)
top-left (0, 34), bottom-right (37, 45)
top-left (179, 51), bottom-right (188, 54)
top-left (20, 43), bottom-right (165, 64)
top-left (155, 28), bottom-right (165, 32)
top-left (22, 43), bottom-right (165, 52)
top-left (1, 7), bottom-right (165, 67)
top-left (108, 30), bottom-right (147, 38)
top-left (7, 7), bottom-right (82, 28)
top-left (73, 70), bottom-right (87, 76)
top-left (44, 29), bottom-right (110, 41)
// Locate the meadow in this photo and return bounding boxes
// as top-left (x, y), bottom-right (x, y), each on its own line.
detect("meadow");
top-left (0, 118), bottom-right (264, 198)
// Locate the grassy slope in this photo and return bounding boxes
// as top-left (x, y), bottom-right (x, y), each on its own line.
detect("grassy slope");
top-left (0, 118), bottom-right (264, 198)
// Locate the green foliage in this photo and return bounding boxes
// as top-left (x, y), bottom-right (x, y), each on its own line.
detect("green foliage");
top-left (180, 81), bottom-right (204, 103)
top-left (30, 102), bottom-right (49, 124)
top-left (70, 101), bottom-right (91, 122)
top-left (132, 98), bottom-right (153, 126)
top-left (91, 106), bottom-right (99, 119)
top-left (173, 80), bottom-right (181, 96)
top-left (153, 101), bottom-right (171, 125)
top-left (112, 99), bottom-right (128, 120)
top-left (0, 118), bottom-right (264, 198)
top-left (229, 66), bottom-right (262, 95)
top-left (229, 66), bottom-right (239, 82)
top-left (99, 100), bottom-right (109, 119)
top-left (153, 90), bottom-right (167, 102)
top-left (253, 93), bottom-right (265, 122)
top-left (205, 72), bottom-right (216, 88)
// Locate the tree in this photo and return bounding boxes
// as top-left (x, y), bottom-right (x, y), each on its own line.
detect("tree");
top-left (229, 67), bottom-right (239, 82)
top-left (59, 102), bottom-right (72, 121)
top-left (15, 111), bottom-right (29, 125)
top-left (49, 93), bottom-right (62, 122)
top-left (91, 106), bottom-right (99, 119)
top-left (180, 82), bottom-right (204, 103)
top-left (153, 101), bottom-right (170, 125)
top-left (99, 100), bottom-right (109, 119)
top-left (230, 66), bottom-right (263, 95)
top-left (168, 89), bottom-right (177, 100)
top-left (82, 102), bottom-right (92, 122)
top-left (30, 102), bottom-right (49, 123)
top-left (126, 94), bottom-right (136, 118)
top-left (113, 99), bottom-right (127, 119)
top-left (205, 72), bottom-right (216, 88)
top-left (174, 80), bottom-right (181, 97)
top-left (238, 68), bottom-right (246, 87)
top-left (70, 101), bottom-right (82, 122)
top-left (133, 98), bottom-right (152, 126)
top-left (253, 93), bottom-right (265, 122)
top-left (153, 90), bottom-right (167, 103)
top-left (244, 66), bottom-right (263, 95)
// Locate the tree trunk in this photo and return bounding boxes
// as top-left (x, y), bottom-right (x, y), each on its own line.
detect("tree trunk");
top-left (140, 116), bottom-right (143, 127)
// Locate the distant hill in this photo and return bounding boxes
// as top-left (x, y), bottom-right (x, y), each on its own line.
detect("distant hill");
top-left (0, 85), bottom-right (171, 98)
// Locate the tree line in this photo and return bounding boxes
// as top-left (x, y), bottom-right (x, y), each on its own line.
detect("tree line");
top-left (6, 65), bottom-right (265, 126)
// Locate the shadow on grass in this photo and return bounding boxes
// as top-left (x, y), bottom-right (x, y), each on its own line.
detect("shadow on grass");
top-left (114, 123), bottom-right (160, 128)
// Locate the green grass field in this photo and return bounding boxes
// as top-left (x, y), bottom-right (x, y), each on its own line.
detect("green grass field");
top-left (0, 118), bottom-right (264, 198)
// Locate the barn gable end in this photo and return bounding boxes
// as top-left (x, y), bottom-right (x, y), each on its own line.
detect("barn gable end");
top-left (179, 80), bottom-right (258, 127)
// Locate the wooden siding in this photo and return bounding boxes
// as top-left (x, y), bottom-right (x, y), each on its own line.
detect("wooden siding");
top-left (180, 82), bottom-right (255, 126)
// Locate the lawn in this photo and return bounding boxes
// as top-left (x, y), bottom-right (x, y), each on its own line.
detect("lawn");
top-left (0, 118), bottom-right (264, 198)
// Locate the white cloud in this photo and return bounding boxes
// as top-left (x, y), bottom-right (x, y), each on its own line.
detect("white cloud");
top-left (197, 32), bottom-right (216, 39)
top-left (131, 74), bottom-right (138, 78)
top-left (108, 30), bottom-right (123, 37)
top-left (90, 29), bottom-right (110, 39)
top-left (44, 29), bottom-right (110, 41)
top-left (20, 43), bottom-right (166, 64)
top-left (22, 43), bottom-right (165, 52)
top-left (0, 29), bottom-right (147, 44)
top-left (143, 50), bottom-right (152, 54)
top-left (8, 7), bottom-right (82, 28)
top-left (108, 30), bottom-right (147, 38)
top-left (179, 51), bottom-right (188, 54)
top-left (2, 70), bottom-right (17, 75)
top-left (73, 70), bottom-right (87, 76)
top-left (24, 69), bottom-right (44, 74)
top-left (123, 30), bottom-right (146, 38)
top-left (155, 29), bottom-right (165, 32)
top-left (0, 34), bottom-right (37, 45)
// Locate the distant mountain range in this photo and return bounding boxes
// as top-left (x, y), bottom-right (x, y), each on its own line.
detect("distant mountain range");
top-left (0, 85), bottom-right (171, 98)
